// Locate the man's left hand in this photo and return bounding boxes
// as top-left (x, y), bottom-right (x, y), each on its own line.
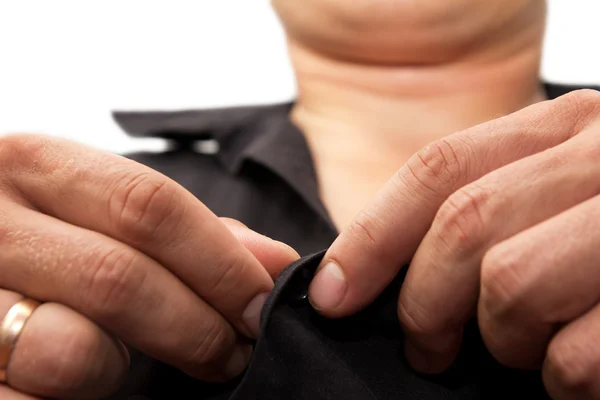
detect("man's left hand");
top-left (309, 89), bottom-right (600, 399)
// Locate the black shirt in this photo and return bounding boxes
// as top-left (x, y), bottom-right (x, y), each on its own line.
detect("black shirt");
top-left (109, 83), bottom-right (597, 400)
top-left (118, 101), bottom-right (336, 257)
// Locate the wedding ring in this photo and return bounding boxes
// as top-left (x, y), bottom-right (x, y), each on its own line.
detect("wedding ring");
top-left (0, 298), bottom-right (41, 383)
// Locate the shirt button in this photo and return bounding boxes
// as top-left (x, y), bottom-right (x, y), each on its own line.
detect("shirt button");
top-left (288, 266), bottom-right (315, 305)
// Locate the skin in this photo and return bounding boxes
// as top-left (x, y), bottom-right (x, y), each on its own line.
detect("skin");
top-left (0, 136), bottom-right (299, 399)
top-left (2, 0), bottom-right (599, 399)
top-left (277, 0), bottom-right (600, 398)
top-left (274, 0), bottom-right (547, 230)
top-left (311, 90), bottom-right (600, 398)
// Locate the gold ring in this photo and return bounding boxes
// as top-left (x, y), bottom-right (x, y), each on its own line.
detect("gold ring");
top-left (0, 298), bottom-right (41, 384)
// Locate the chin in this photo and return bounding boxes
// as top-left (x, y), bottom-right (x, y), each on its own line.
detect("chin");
top-left (271, 0), bottom-right (543, 64)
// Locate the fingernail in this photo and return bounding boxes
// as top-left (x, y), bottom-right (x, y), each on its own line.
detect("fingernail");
top-left (273, 240), bottom-right (301, 260)
top-left (308, 261), bottom-right (347, 311)
top-left (223, 344), bottom-right (253, 378)
top-left (404, 340), bottom-right (431, 373)
top-left (243, 292), bottom-right (270, 338)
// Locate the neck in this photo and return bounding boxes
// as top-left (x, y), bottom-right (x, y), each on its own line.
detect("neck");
top-left (291, 39), bottom-right (545, 168)
top-left (286, 7), bottom-right (546, 229)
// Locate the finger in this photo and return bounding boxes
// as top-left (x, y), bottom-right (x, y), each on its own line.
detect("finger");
top-left (0, 290), bottom-right (127, 400)
top-left (310, 92), bottom-right (600, 317)
top-left (478, 192), bottom-right (600, 369)
top-left (399, 126), bottom-right (600, 373)
top-left (0, 203), bottom-right (250, 382)
top-left (309, 90), bottom-right (600, 317)
top-left (220, 218), bottom-right (300, 279)
top-left (0, 386), bottom-right (42, 400)
top-left (307, 90), bottom-right (600, 317)
top-left (0, 134), bottom-right (274, 339)
top-left (543, 302), bottom-right (600, 399)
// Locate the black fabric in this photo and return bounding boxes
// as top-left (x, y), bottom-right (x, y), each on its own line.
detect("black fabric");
top-left (110, 251), bottom-right (550, 399)
top-left (231, 251), bottom-right (549, 400)
top-left (106, 83), bottom-right (599, 399)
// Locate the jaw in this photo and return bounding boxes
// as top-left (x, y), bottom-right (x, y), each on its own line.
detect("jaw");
top-left (271, 0), bottom-right (545, 65)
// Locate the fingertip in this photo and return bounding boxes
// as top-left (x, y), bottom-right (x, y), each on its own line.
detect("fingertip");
top-left (404, 340), bottom-right (432, 373)
top-left (272, 240), bottom-right (301, 262)
top-left (308, 261), bottom-right (348, 316)
top-left (193, 343), bottom-right (254, 383)
top-left (403, 336), bottom-right (461, 375)
top-left (221, 220), bottom-right (300, 278)
top-left (220, 217), bottom-right (248, 229)
top-left (222, 344), bottom-right (254, 379)
top-left (258, 238), bottom-right (300, 279)
top-left (242, 292), bottom-right (270, 338)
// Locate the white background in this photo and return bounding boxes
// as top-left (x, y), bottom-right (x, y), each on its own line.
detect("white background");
top-left (0, 0), bottom-right (599, 154)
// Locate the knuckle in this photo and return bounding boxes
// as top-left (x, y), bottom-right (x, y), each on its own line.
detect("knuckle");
top-left (185, 318), bottom-right (231, 368)
top-left (108, 171), bottom-right (185, 245)
top-left (432, 184), bottom-right (489, 251)
top-left (208, 252), bottom-right (250, 303)
top-left (48, 324), bottom-right (108, 391)
top-left (79, 247), bottom-right (147, 317)
top-left (480, 246), bottom-right (527, 317)
top-left (398, 296), bottom-right (440, 338)
top-left (402, 139), bottom-right (463, 196)
top-left (0, 133), bottom-right (50, 170)
top-left (546, 339), bottom-right (594, 390)
top-left (346, 214), bottom-right (380, 249)
top-left (556, 89), bottom-right (600, 129)
top-left (562, 89), bottom-right (600, 107)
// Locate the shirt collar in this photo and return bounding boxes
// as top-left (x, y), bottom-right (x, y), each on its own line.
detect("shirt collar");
top-left (112, 82), bottom-right (591, 168)
top-left (112, 82), bottom-right (597, 235)
top-left (113, 103), bottom-right (290, 170)
top-left (113, 102), bottom-right (335, 229)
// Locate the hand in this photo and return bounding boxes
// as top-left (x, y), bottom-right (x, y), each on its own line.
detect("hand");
top-left (0, 134), bottom-right (299, 400)
top-left (309, 89), bottom-right (600, 399)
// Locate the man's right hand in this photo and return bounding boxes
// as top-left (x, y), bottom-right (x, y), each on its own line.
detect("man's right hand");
top-left (0, 134), bottom-right (300, 400)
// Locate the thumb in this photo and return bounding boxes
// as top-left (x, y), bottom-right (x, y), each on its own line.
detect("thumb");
top-left (220, 218), bottom-right (300, 279)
